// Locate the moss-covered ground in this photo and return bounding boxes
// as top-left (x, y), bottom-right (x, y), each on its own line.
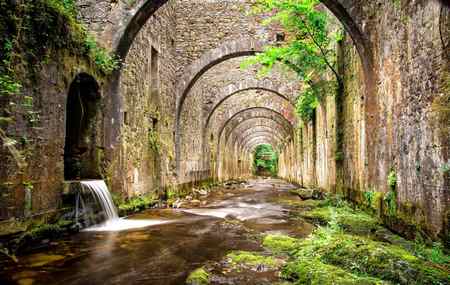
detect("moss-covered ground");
top-left (226, 196), bottom-right (450, 285)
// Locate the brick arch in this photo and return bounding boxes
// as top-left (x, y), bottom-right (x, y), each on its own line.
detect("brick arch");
top-left (203, 79), bottom-right (297, 130)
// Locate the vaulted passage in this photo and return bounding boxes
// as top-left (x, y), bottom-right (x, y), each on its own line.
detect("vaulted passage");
top-left (0, 0), bottom-right (449, 284)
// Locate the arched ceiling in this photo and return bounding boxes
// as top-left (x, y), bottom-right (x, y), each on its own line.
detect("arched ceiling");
top-left (216, 107), bottom-right (294, 149)
top-left (207, 90), bottom-right (296, 140)
top-left (235, 131), bottom-right (285, 152)
top-left (225, 121), bottom-right (291, 147)
top-left (243, 136), bottom-right (281, 154)
top-left (102, 0), bottom-right (378, 162)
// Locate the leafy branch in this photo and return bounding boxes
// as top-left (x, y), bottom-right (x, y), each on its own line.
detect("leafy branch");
top-left (242, 0), bottom-right (343, 121)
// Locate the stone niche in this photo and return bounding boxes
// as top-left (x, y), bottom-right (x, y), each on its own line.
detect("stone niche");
top-left (64, 73), bottom-right (102, 181)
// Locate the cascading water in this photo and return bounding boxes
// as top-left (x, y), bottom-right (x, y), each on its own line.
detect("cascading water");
top-left (79, 180), bottom-right (119, 220)
top-left (76, 180), bottom-right (169, 232)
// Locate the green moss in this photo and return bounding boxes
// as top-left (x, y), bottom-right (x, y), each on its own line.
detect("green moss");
top-left (0, 0), bottom-right (118, 95)
top-left (118, 194), bottom-right (158, 216)
top-left (291, 227), bottom-right (449, 284)
top-left (300, 200), bottom-right (381, 235)
top-left (10, 219), bottom-right (73, 252)
top-left (186, 267), bottom-right (209, 285)
top-left (148, 129), bottom-right (161, 153)
top-left (227, 251), bottom-right (282, 269)
top-left (264, 198), bottom-right (450, 284)
top-left (263, 234), bottom-right (298, 254)
top-left (413, 235), bottom-right (450, 265)
top-left (282, 259), bottom-right (387, 285)
top-left (274, 196), bottom-right (327, 209)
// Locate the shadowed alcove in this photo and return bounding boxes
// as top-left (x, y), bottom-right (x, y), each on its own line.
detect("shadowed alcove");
top-left (64, 73), bottom-right (101, 180)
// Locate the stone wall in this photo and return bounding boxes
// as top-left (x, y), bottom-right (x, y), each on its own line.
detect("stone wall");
top-left (279, 1), bottom-right (449, 239)
top-left (0, 2), bottom-right (108, 219)
top-left (0, 0), bottom-right (447, 242)
top-left (174, 0), bottom-right (283, 76)
top-left (114, 1), bottom-right (177, 198)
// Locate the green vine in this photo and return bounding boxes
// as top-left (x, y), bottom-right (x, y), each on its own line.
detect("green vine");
top-left (148, 129), bottom-right (161, 153)
top-left (385, 169), bottom-right (398, 216)
top-left (241, 0), bottom-right (342, 122)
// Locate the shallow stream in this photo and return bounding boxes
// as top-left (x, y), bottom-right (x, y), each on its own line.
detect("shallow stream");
top-left (0, 178), bottom-right (313, 285)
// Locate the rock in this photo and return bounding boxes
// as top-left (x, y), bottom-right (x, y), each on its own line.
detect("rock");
top-left (289, 188), bottom-right (325, 200)
top-left (289, 188), bottom-right (314, 200)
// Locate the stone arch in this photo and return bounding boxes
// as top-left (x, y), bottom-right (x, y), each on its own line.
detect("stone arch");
top-left (242, 135), bottom-right (282, 154)
top-left (217, 107), bottom-right (295, 147)
top-left (114, 0), bottom-right (168, 60)
top-left (176, 39), bottom-right (265, 117)
top-left (235, 131), bottom-right (285, 153)
top-left (174, 39), bottom-right (266, 171)
top-left (203, 79), bottom-right (297, 130)
top-left (64, 73), bottom-right (101, 180)
top-left (222, 115), bottom-right (293, 145)
top-left (109, 0), bottom-right (377, 177)
top-left (214, 107), bottom-right (294, 176)
top-left (112, 0), bottom-right (374, 80)
top-left (226, 123), bottom-right (291, 148)
top-left (224, 118), bottom-right (292, 147)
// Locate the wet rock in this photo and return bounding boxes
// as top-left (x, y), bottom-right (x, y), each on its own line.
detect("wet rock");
top-left (289, 188), bottom-right (325, 200)
top-left (24, 253), bottom-right (65, 268)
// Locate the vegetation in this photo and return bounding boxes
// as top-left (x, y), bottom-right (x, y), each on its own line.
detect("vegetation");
top-left (300, 197), bottom-right (382, 235)
top-left (259, 204), bottom-right (450, 285)
top-left (148, 129), bottom-right (161, 153)
top-left (385, 168), bottom-right (398, 216)
top-left (5, 218), bottom-right (74, 255)
top-left (253, 144), bottom-right (278, 176)
top-left (116, 194), bottom-right (159, 216)
top-left (263, 234), bottom-right (298, 254)
top-left (227, 251), bottom-right (283, 269)
top-left (186, 267), bottom-right (210, 285)
top-left (242, 0), bottom-right (343, 121)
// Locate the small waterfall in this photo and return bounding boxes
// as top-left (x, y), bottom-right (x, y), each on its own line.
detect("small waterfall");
top-left (80, 180), bottom-right (118, 221)
top-left (75, 180), bottom-right (170, 232)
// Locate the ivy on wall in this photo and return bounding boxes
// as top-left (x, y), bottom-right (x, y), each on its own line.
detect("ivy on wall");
top-left (0, 0), bottom-right (119, 168)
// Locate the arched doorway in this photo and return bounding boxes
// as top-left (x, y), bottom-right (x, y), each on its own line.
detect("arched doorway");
top-left (64, 73), bottom-right (101, 180)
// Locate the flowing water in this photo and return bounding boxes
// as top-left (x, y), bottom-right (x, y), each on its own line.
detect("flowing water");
top-left (0, 178), bottom-right (314, 285)
top-left (79, 180), bottom-right (169, 232)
